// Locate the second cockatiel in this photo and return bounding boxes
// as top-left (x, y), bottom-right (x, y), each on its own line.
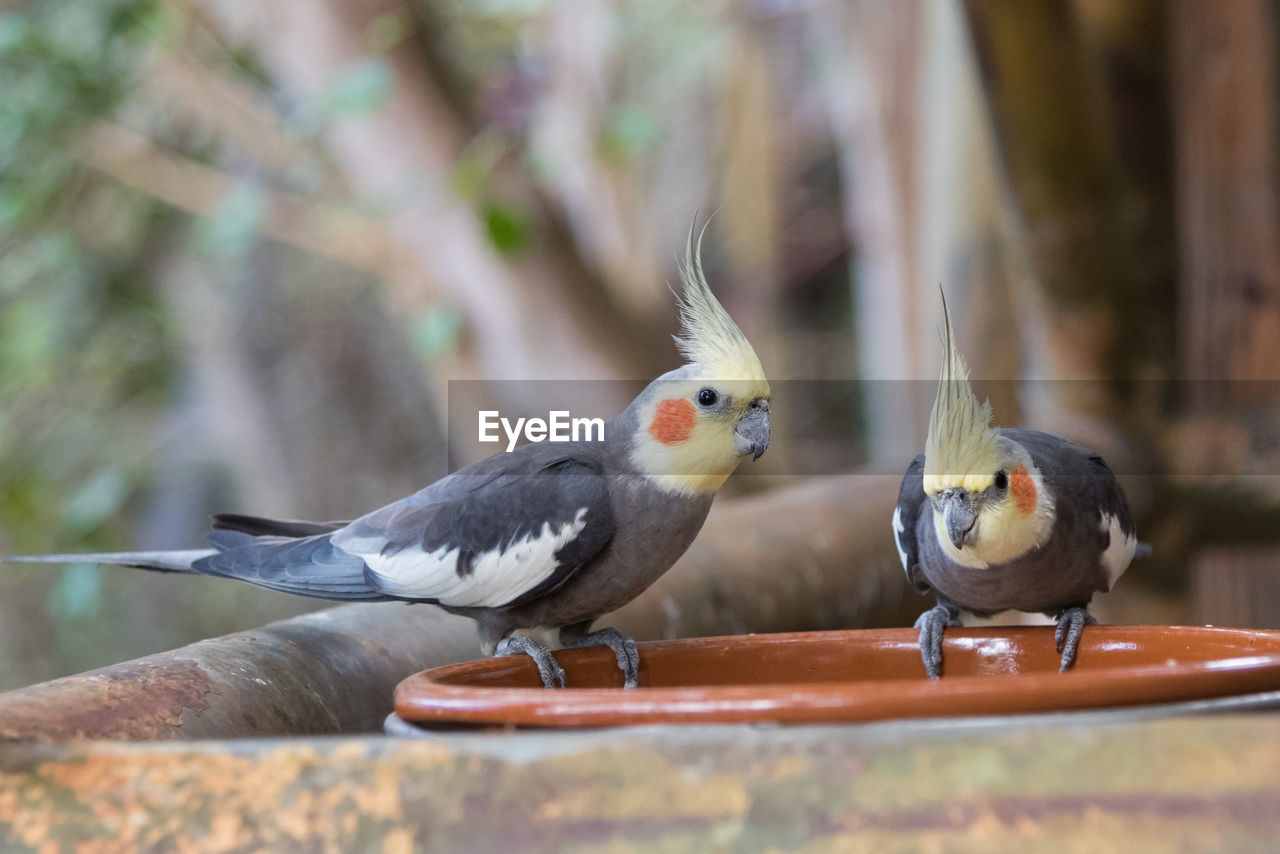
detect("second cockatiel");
top-left (893, 294), bottom-right (1145, 678)
top-left (13, 228), bottom-right (771, 689)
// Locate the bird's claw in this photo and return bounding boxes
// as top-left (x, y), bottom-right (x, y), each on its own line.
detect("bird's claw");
top-left (915, 605), bottom-right (961, 680)
top-left (495, 635), bottom-right (567, 689)
top-left (1054, 607), bottom-right (1097, 673)
top-left (572, 626), bottom-right (640, 689)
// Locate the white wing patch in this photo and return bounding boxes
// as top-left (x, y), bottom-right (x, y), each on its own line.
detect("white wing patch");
top-left (357, 508), bottom-right (590, 608)
top-left (1099, 512), bottom-right (1137, 591)
top-left (891, 506), bottom-right (909, 572)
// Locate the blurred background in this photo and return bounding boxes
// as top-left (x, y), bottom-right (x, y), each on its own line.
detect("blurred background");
top-left (2, 0), bottom-right (1279, 691)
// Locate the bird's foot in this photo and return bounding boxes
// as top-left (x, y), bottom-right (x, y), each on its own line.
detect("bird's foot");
top-left (571, 626), bottom-right (640, 689)
top-left (1054, 607), bottom-right (1097, 673)
top-left (915, 605), bottom-right (962, 680)
top-left (494, 635), bottom-right (566, 689)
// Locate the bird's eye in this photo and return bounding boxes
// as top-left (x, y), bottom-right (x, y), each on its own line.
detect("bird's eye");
top-left (697, 387), bottom-right (718, 407)
top-left (994, 470), bottom-right (1009, 490)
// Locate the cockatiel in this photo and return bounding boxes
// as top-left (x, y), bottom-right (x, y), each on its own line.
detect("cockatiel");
top-left (13, 228), bottom-right (771, 690)
top-left (893, 293), bottom-right (1145, 678)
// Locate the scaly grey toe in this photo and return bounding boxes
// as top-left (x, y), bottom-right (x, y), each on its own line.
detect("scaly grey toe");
top-left (495, 635), bottom-right (567, 689)
top-left (914, 605), bottom-right (960, 680)
top-left (572, 626), bottom-right (640, 689)
top-left (1054, 607), bottom-right (1097, 673)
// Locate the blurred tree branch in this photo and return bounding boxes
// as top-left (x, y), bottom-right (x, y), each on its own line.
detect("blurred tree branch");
top-left (1171, 0), bottom-right (1280, 397)
top-left (197, 0), bottom-right (668, 403)
top-left (82, 123), bottom-right (415, 284)
top-left (144, 46), bottom-right (320, 186)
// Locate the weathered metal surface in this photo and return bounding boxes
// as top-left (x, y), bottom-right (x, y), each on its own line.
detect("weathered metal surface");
top-left (0, 605), bottom-right (477, 742)
top-left (0, 473), bottom-right (915, 742)
top-left (2, 714), bottom-right (1280, 851)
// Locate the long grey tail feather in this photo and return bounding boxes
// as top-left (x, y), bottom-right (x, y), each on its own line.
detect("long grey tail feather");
top-left (1135, 542), bottom-right (1153, 559)
top-left (7, 550), bottom-right (215, 573)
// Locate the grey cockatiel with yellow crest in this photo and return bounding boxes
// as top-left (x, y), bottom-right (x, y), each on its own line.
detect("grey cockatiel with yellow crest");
top-left (893, 293), bottom-right (1147, 678)
top-left (12, 228), bottom-right (772, 690)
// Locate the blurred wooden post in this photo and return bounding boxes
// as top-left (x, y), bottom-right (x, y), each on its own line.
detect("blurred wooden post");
top-left (1192, 548), bottom-right (1280, 629)
top-left (962, 1), bottom-right (1180, 488)
top-left (963, 0), bottom-right (1131, 418)
top-left (1172, 0), bottom-right (1280, 406)
top-left (1171, 0), bottom-right (1280, 626)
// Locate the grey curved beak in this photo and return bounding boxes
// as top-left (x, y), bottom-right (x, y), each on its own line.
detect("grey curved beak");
top-left (940, 489), bottom-right (977, 549)
top-left (734, 400), bottom-right (771, 461)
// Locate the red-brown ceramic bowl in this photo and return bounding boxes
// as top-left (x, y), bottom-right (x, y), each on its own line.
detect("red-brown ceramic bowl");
top-left (393, 626), bottom-right (1280, 729)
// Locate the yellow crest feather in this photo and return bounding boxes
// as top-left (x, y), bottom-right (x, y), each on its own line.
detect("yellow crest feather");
top-left (923, 291), bottom-right (999, 494)
top-left (674, 224), bottom-right (769, 388)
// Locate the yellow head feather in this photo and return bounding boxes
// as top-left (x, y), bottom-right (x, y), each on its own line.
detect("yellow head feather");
top-left (674, 225), bottom-right (769, 392)
top-left (923, 291), bottom-right (999, 495)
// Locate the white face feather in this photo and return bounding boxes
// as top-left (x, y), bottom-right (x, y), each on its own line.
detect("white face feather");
top-left (628, 375), bottom-right (767, 496)
top-left (930, 454), bottom-right (1055, 568)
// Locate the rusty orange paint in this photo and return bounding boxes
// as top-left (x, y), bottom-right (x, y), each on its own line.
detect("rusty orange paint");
top-left (6, 718), bottom-right (1280, 851)
top-left (1010, 465), bottom-right (1036, 516)
top-left (0, 658), bottom-right (213, 742)
top-left (648, 399), bottom-right (696, 445)
top-left (0, 603), bottom-right (482, 742)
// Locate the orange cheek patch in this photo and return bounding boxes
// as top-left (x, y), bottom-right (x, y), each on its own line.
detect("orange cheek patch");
top-left (1010, 465), bottom-right (1037, 516)
top-left (648, 398), bottom-right (696, 445)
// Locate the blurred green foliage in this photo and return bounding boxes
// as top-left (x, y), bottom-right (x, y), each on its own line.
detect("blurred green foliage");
top-left (289, 58), bottom-right (396, 136)
top-left (0, 1), bottom-right (156, 228)
top-left (0, 0), bottom-right (448, 690)
top-left (411, 305), bottom-right (463, 362)
top-left (0, 0), bottom-right (178, 685)
top-left (481, 201), bottom-right (530, 256)
top-left (597, 105), bottom-right (660, 166)
top-left (1, 0), bottom-right (169, 542)
top-left (193, 185), bottom-right (266, 259)
top-left (328, 59), bottom-right (396, 117)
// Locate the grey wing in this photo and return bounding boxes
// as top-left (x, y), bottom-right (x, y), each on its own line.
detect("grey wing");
top-left (1006, 428), bottom-right (1140, 591)
top-left (893, 453), bottom-right (932, 594)
top-left (194, 530), bottom-right (389, 600)
top-left (193, 442), bottom-right (614, 607)
top-left (1005, 429), bottom-right (1135, 536)
top-left (1086, 453), bottom-right (1135, 535)
top-left (331, 457), bottom-right (615, 608)
top-left (1080, 450), bottom-right (1140, 589)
